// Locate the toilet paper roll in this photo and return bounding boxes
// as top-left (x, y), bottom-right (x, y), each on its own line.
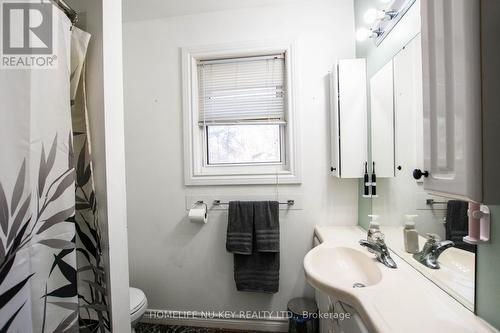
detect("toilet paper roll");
top-left (188, 205), bottom-right (208, 224)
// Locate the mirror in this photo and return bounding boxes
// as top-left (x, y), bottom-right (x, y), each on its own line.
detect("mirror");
top-left (364, 34), bottom-right (476, 311)
top-left (370, 60), bottom-right (395, 178)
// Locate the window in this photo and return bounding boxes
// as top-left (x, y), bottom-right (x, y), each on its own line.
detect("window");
top-left (206, 124), bottom-right (282, 165)
top-left (182, 43), bottom-right (300, 185)
top-left (199, 54), bottom-right (286, 166)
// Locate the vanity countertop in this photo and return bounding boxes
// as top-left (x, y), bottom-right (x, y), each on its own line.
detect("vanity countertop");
top-left (311, 225), bottom-right (497, 333)
top-left (381, 225), bottom-right (475, 310)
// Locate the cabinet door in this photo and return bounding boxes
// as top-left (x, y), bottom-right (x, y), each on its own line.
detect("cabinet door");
top-left (394, 35), bottom-right (424, 180)
top-left (315, 290), bottom-right (332, 333)
top-left (370, 60), bottom-right (395, 178)
top-left (330, 59), bottom-right (367, 178)
top-left (421, 0), bottom-right (482, 202)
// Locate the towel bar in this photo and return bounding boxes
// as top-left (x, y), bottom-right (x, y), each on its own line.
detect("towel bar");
top-left (213, 199), bottom-right (295, 206)
top-left (426, 199), bottom-right (447, 205)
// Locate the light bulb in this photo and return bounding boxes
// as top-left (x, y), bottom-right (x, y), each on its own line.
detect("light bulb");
top-left (356, 27), bottom-right (371, 42)
top-left (363, 8), bottom-right (381, 24)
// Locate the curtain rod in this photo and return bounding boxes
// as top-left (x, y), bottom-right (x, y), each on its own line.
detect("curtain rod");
top-left (50, 0), bottom-right (78, 25)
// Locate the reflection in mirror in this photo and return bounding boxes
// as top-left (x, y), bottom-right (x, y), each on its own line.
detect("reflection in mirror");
top-left (365, 34), bottom-right (476, 311)
top-left (370, 60), bottom-right (395, 179)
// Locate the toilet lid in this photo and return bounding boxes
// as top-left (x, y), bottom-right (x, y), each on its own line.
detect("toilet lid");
top-left (129, 287), bottom-right (147, 315)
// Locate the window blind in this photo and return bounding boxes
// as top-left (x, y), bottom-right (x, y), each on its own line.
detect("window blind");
top-left (197, 54), bottom-right (286, 125)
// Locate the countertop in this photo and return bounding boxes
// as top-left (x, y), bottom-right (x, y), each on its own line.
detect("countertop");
top-left (381, 225), bottom-right (475, 310)
top-left (310, 225), bottom-right (497, 333)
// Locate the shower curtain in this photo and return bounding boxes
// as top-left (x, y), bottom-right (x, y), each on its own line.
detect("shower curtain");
top-left (0, 6), bottom-right (109, 333)
top-left (70, 28), bottom-right (110, 333)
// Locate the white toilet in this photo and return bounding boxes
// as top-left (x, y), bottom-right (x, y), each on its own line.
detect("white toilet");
top-left (130, 287), bottom-right (148, 333)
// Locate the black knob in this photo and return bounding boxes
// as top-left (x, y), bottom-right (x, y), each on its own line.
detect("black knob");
top-left (331, 167), bottom-right (336, 172)
top-left (397, 166), bottom-right (402, 171)
top-left (413, 169), bottom-right (429, 180)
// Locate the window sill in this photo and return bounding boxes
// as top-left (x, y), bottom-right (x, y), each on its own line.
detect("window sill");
top-left (185, 172), bottom-right (302, 186)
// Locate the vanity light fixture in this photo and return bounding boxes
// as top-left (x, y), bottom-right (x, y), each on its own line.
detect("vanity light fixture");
top-left (356, 27), bottom-right (383, 42)
top-left (363, 8), bottom-right (397, 25)
top-left (357, 0), bottom-right (416, 46)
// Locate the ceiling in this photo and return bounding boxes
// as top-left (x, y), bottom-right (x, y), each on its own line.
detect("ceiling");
top-left (122, 0), bottom-right (307, 22)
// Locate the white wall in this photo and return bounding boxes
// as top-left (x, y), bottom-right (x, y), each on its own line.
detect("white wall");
top-left (123, 0), bottom-right (357, 315)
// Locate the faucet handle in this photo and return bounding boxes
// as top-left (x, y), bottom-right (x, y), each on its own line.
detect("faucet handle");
top-left (373, 232), bottom-right (385, 242)
top-left (372, 232), bottom-right (388, 248)
top-left (426, 233), bottom-right (441, 242)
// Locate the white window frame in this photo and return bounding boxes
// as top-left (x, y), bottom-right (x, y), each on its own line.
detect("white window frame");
top-left (182, 41), bottom-right (301, 186)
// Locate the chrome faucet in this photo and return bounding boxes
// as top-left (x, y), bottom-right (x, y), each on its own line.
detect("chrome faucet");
top-left (413, 233), bottom-right (454, 269)
top-left (359, 232), bottom-right (397, 269)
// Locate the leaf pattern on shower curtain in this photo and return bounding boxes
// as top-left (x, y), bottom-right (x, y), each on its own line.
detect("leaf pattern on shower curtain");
top-left (0, 134), bottom-right (78, 333)
top-left (70, 27), bottom-right (111, 333)
top-left (73, 139), bottom-right (110, 332)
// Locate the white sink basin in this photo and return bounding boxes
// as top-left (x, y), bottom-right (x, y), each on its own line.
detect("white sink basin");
top-left (304, 245), bottom-right (382, 298)
top-left (305, 227), bottom-right (495, 333)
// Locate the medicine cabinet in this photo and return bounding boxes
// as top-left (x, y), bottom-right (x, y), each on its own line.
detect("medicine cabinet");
top-left (329, 58), bottom-right (367, 178)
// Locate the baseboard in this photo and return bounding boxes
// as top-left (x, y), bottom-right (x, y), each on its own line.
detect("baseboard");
top-left (142, 309), bottom-right (289, 332)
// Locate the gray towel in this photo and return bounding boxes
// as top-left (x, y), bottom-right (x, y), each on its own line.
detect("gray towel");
top-left (445, 200), bottom-right (476, 252)
top-left (226, 201), bottom-right (280, 293)
top-left (234, 251), bottom-right (280, 293)
top-left (254, 201), bottom-right (280, 252)
top-left (226, 201), bottom-right (253, 255)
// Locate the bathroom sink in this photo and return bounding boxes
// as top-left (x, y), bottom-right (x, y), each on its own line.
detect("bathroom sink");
top-left (438, 247), bottom-right (474, 279)
top-left (304, 245), bottom-right (382, 298)
top-left (428, 247), bottom-right (475, 308)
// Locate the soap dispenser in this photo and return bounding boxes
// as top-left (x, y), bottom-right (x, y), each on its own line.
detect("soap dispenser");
top-left (367, 214), bottom-right (380, 242)
top-left (403, 215), bottom-right (419, 254)
top-left (367, 215), bottom-right (380, 254)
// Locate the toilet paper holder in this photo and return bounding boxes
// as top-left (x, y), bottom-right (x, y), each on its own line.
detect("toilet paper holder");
top-left (188, 201), bottom-right (209, 224)
top-left (191, 200), bottom-right (208, 212)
